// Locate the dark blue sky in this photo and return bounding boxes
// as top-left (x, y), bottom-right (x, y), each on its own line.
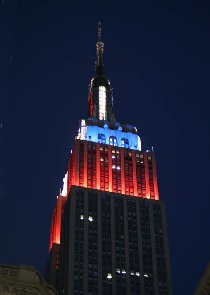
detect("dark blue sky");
top-left (0, 1), bottom-right (209, 294)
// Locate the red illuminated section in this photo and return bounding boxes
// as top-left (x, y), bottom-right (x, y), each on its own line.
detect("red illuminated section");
top-left (49, 196), bottom-right (66, 251)
top-left (66, 139), bottom-right (159, 200)
top-left (49, 139), bottom-right (159, 250)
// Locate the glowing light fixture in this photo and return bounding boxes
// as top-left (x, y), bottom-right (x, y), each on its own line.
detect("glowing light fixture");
top-left (99, 86), bottom-right (106, 120)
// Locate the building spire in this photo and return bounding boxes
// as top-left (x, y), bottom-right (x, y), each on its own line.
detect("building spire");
top-left (96, 21), bottom-right (104, 76)
top-left (98, 21), bottom-right (102, 41)
top-left (89, 22), bottom-right (115, 122)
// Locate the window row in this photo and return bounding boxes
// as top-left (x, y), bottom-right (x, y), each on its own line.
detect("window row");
top-left (97, 134), bottom-right (129, 148)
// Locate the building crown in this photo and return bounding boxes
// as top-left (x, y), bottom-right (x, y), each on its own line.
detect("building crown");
top-left (88, 22), bottom-right (115, 122)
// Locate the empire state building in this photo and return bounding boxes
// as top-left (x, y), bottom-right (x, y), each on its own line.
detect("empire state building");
top-left (45, 23), bottom-right (173, 295)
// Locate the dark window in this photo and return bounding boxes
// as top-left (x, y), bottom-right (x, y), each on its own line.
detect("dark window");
top-left (98, 133), bottom-right (106, 144)
top-left (121, 138), bottom-right (129, 148)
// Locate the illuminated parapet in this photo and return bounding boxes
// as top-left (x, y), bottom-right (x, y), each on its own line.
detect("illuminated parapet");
top-left (77, 118), bottom-right (141, 151)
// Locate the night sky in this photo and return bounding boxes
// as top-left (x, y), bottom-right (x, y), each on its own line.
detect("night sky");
top-left (0, 1), bottom-right (209, 294)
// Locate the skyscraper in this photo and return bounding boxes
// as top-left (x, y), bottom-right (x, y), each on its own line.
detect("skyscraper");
top-left (45, 23), bottom-right (173, 295)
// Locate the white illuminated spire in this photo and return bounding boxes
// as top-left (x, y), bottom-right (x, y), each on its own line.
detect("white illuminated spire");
top-left (99, 86), bottom-right (107, 120)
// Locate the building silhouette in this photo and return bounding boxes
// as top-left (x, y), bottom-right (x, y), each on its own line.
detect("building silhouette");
top-left (45, 23), bottom-right (173, 295)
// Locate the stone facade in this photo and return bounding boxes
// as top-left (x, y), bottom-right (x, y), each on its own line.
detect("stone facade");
top-left (194, 263), bottom-right (210, 295)
top-left (0, 264), bottom-right (57, 294)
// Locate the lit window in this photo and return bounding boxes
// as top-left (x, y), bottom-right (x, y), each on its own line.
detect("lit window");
top-left (107, 273), bottom-right (112, 279)
top-left (112, 165), bottom-right (116, 169)
top-left (98, 133), bottom-right (106, 144)
top-left (144, 273), bottom-right (148, 277)
top-left (136, 272), bottom-right (140, 277)
top-left (122, 270), bottom-right (126, 274)
top-left (88, 216), bottom-right (93, 222)
top-left (116, 268), bottom-right (120, 273)
top-left (109, 136), bottom-right (118, 146)
top-left (116, 166), bottom-right (121, 170)
top-left (130, 271), bottom-right (134, 276)
top-left (80, 215), bottom-right (84, 220)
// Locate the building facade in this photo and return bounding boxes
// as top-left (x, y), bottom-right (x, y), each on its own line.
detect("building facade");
top-left (45, 24), bottom-right (172, 295)
top-left (194, 263), bottom-right (210, 295)
top-left (0, 264), bottom-right (57, 295)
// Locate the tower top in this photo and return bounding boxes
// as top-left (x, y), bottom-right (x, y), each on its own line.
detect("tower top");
top-left (88, 23), bottom-right (115, 122)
